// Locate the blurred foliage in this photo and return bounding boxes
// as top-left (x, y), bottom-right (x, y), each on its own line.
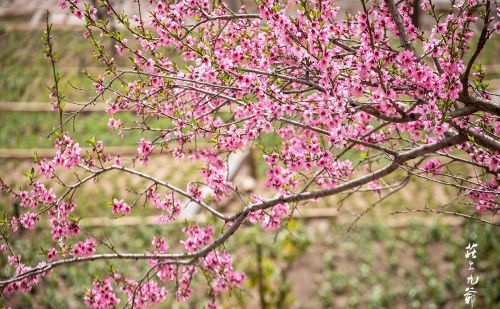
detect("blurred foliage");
top-left (1, 218), bottom-right (498, 308)
top-left (238, 220), bottom-right (310, 308)
top-left (0, 28), bottom-right (111, 102)
top-left (316, 220), bottom-right (500, 308)
top-left (0, 111), bottom-right (167, 149)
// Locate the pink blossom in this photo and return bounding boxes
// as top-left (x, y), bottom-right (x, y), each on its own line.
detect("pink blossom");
top-left (72, 238), bottom-right (96, 257)
top-left (112, 198), bottom-right (131, 215)
top-left (181, 224), bottom-right (213, 251)
top-left (19, 212), bottom-right (39, 229)
top-left (84, 278), bottom-right (119, 309)
top-left (137, 138), bottom-right (153, 163)
top-left (113, 155), bottom-right (122, 165)
top-left (422, 158), bottom-right (442, 176)
top-left (57, 0), bottom-right (67, 9)
top-left (74, 9), bottom-right (83, 20)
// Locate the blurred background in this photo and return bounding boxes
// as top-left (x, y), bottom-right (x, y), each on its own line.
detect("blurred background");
top-left (0, 0), bottom-right (499, 308)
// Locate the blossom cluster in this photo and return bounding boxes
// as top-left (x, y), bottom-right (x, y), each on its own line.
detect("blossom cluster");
top-left (1, 0), bottom-right (498, 307)
top-left (181, 224), bottom-right (214, 252)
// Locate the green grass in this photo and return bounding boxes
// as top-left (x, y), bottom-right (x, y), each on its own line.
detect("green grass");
top-left (315, 220), bottom-right (500, 308)
top-left (0, 28), bottom-right (112, 102)
top-left (0, 111), bottom-right (169, 149)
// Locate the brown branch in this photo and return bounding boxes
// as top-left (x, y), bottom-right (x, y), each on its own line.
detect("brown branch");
top-left (384, 0), bottom-right (417, 55)
top-left (461, 0), bottom-right (491, 94)
top-left (459, 93), bottom-right (500, 117)
top-left (230, 133), bottom-right (468, 219)
top-left (452, 124), bottom-right (500, 152)
top-left (347, 175), bottom-right (411, 232)
top-left (181, 14), bottom-right (261, 40)
top-left (0, 134), bottom-right (467, 289)
top-left (103, 165), bottom-right (229, 221)
top-left (391, 207), bottom-right (500, 226)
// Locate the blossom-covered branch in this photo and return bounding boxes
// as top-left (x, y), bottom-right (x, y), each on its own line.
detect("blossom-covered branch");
top-left (1, 0), bottom-right (499, 307)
